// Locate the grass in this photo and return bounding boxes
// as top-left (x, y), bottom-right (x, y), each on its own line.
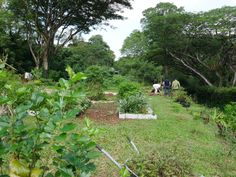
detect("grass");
top-left (89, 95), bottom-right (236, 177)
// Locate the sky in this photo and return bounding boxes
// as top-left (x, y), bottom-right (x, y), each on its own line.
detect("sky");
top-left (83, 0), bottom-right (236, 60)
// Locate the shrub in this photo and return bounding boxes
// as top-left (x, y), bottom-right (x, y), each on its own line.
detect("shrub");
top-left (85, 65), bottom-right (112, 100)
top-left (118, 82), bottom-right (141, 99)
top-left (173, 90), bottom-right (191, 108)
top-left (223, 102), bottom-right (236, 133)
top-left (119, 94), bottom-right (147, 113)
top-left (190, 86), bottom-right (236, 107)
top-left (0, 66), bottom-right (98, 176)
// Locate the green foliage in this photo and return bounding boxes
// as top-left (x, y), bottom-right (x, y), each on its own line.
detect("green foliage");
top-left (85, 65), bottom-right (113, 100)
top-left (119, 167), bottom-right (130, 177)
top-left (192, 86), bottom-right (236, 107)
top-left (8, 0), bottom-right (131, 73)
top-left (127, 149), bottom-right (193, 177)
top-left (49, 36), bottom-right (115, 81)
top-left (118, 82), bottom-right (148, 113)
top-left (119, 94), bottom-right (147, 113)
top-left (223, 102), bottom-right (236, 133)
top-left (141, 3), bottom-right (236, 87)
top-left (173, 90), bottom-right (191, 108)
top-left (31, 68), bottom-right (43, 80)
top-left (120, 30), bottom-right (148, 57)
top-left (0, 66), bottom-right (98, 176)
top-left (115, 57), bottom-right (163, 84)
top-left (118, 82), bottom-right (142, 99)
top-left (104, 74), bottom-right (128, 89)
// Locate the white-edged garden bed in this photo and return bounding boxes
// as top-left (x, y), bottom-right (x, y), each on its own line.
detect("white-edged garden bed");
top-left (119, 107), bottom-right (157, 119)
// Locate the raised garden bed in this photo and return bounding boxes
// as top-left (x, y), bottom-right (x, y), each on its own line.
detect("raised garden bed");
top-left (119, 107), bottom-right (157, 119)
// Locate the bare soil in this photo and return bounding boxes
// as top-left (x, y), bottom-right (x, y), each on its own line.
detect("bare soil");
top-left (80, 102), bottom-right (120, 124)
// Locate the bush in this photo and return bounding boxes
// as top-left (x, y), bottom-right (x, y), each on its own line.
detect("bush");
top-left (173, 90), bottom-right (191, 108)
top-left (118, 82), bottom-right (142, 99)
top-left (119, 94), bottom-right (147, 113)
top-left (127, 149), bottom-right (193, 177)
top-left (189, 86), bottom-right (236, 107)
top-left (85, 65), bottom-right (112, 100)
top-left (224, 102), bottom-right (236, 133)
top-left (0, 66), bottom-right (98, 176)
top-left (104, 74), bottom-right (128, 89)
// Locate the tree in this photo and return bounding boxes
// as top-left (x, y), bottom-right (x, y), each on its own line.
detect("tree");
top-left (142, 3), bottom-right (236, 87)
top-left (115, 57), bottom-right (163, 83)
top-left (48, 35), bottom-right (115, 80)
top-left (8, 0), bottom-right (132, 76)
top-left (120, 30), bottom-right (148, 57)
top-left (0, 1), bottom-right (34, 73)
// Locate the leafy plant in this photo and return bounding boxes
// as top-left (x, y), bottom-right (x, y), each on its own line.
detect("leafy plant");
top-left (173, 90), bottom-right (191, 108)
top-left (119, 94), bottom-right (147, 114)
top-left (85, 65), bottom-right (111, 100)
top-left (0, 66), bottom-right (99, 176)
top-left (211, 108), bottom-right (227, 136)
top-left (223, 102), bottom-right (236, 133)
top-left (31, 68), bottom-right (43, 80)
top-left (118, 82), bottom-right (141, 99)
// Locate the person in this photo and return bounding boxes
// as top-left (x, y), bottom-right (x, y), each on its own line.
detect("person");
top-left (24, 72), bottom-right (33, 81)
top-left (163, 79), bottom-right (171, 96)
top-left (152, 83), bottom-right (161, 95)
top-left (172, 79), bottom-right (181, 90)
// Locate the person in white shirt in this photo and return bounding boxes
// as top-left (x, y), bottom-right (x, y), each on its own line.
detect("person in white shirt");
top-left (153, 83), bottom-right (161, 94)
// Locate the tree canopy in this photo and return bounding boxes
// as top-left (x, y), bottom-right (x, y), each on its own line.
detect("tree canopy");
top-left (8, 0), bottom-right (132, 75)
top-left (141, 3), bottom-right (236, 87)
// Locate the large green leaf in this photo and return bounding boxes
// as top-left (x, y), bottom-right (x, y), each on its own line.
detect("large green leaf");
top-left (55, 133), bottom-right (67, 142)
top-left (86, 151), bottom-right (101, 159)
top-left (64, 109), bottom-right (80, 119)
top-left (61, 123), bottom-right (77, 132)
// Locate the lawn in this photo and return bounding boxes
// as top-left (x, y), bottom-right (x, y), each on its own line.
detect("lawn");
top-left (85, 95), bottom-right (236, 177)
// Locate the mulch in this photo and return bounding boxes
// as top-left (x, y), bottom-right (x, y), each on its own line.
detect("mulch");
top-left (79, 101), bottom-right (120, 124)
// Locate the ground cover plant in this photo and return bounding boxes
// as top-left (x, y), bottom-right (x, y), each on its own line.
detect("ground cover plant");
top-left (0, 65), bottom-right (99, 176)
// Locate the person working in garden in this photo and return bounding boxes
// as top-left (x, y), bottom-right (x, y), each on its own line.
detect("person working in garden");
top-left (152, 83), bottom-right (161, 95)
top-left (163, 79), bottom-right (171, 96)
top-left (172, 79), bottom-right (181, 90)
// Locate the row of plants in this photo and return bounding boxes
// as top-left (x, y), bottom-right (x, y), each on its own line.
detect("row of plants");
top-left (0, 64), bottom-right (99, 176)
top-left (188, 86), bottom-right (236, 107)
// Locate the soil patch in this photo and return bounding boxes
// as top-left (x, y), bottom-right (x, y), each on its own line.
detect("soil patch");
top-left (80, 102), bottom-right (119, 124)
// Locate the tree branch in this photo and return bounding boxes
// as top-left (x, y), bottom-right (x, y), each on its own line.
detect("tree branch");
top-left (169, 51), bottom-right (213, 86)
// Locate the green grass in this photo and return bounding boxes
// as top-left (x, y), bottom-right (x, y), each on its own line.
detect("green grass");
top-left (90, 95), bottom-right (236, 177)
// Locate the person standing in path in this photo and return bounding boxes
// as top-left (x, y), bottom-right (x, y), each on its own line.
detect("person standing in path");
top-left (163, 79), bottom-right (171, 96)
top-left (172, 79), bottom-right (181, 90)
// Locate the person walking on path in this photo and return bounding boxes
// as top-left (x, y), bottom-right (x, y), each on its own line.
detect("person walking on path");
top-left (163, 79), bottom-right (171, 96)
top-left (172, 79), bottom-right (181, 90)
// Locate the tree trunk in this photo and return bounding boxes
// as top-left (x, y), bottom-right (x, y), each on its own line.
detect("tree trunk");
top-left (169, 52), bottom-right (213, 86)
top-left (164, 65), bottom-right (168, 78)
top-left (28, 42), bottom-right (40, 69)
top-left (42, 48), bottom-right (49, 78)
top-left (230, 66), bottom-right (236, 87)
top-left (232, 72), bottom-right (236, 86)
top-left (216, 71), bottom-right (223, 87)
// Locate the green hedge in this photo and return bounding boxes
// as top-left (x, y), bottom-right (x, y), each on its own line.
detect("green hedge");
top-left (191, 86), bottom-right (236, 107)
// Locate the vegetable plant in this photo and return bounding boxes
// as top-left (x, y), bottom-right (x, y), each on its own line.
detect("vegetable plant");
top-left (0, 65), bottom-right (99, 176)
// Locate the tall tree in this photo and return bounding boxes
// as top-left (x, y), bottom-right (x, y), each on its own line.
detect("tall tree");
top-left (49, 35), bottom-right (115, 80)
top-left (142, 3), bottom-right (236, 87)
top-left (120, 30), bottom-right (148, 57)
top-left (8, 0), bottom-right (132, 76)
